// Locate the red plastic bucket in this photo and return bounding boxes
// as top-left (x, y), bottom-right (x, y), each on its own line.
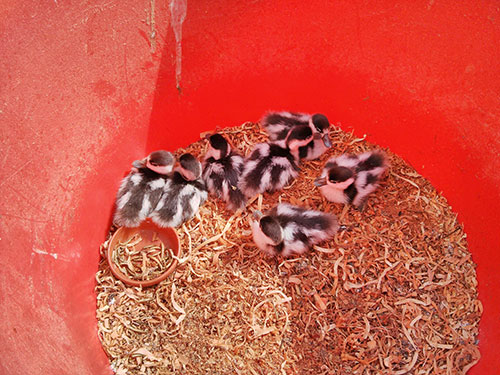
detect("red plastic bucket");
top-left (1, 1), bottom-right (498, 374)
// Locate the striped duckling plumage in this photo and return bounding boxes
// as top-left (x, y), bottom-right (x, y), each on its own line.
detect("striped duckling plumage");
top-left (151, 153), bottom-right (208, 227)
top-left (202, 133), bottom-right (246, 212)
top-left (250, 203), bottom-right (339, 257)
top-left (260, 111), bottom-right (332, 160)
top-left (314, 151), bottom-right (389, 209)
top-left (113, 150), bottom-right (175, 227)
top-left (239, 125), bottom-right (314, 199)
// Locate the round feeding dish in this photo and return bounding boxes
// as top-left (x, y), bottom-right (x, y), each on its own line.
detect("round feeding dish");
top-left (107, 220), bottom-right (180, 287)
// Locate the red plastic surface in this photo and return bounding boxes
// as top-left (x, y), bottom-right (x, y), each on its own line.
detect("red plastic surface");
top-left (1, 1), bottom-right (498, 374)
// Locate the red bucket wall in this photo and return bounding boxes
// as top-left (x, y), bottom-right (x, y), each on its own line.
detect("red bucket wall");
top-left (1, 1), bottom-right (498, 374)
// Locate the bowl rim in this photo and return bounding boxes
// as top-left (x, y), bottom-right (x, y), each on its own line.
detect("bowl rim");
top-left (106, 223), bottom-right (180, 287)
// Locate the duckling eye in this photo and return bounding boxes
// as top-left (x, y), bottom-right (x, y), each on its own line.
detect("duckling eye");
top-left (328, 173), bottom-right (342, 183)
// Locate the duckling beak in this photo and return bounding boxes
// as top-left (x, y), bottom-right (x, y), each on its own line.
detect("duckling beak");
top-left (132, 158), bottom-right (146, 169)
top-left (252, 210), bottom-right (263, 220)
top-left (322, 134), bottom-right (332, 148)
top-left (314, 177), bottom-right (328, 187)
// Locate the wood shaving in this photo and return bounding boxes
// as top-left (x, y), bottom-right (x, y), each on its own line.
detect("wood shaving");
top-left (111, 234), bottom-right (173, 281)
top-left (96, 121), bottom-right (481, 374)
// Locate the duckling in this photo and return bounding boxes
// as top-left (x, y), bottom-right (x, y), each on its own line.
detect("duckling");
top-left (250, 203), bottom-right (339, 257)
top-left (314, 151), bottom-right (388, 209)
top-left (261, 111), bottom-right (332, 160)
top-left (239, 125), bottom-right (314, 199)
top-left (151, 153), bottom-right (208, 227)
top-left (202, 133), bottom-right (246, 211)
top-left (113, 150), bottom-right (175, 227)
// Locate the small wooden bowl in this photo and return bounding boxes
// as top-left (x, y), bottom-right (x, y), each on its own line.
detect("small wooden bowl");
top-left (107, 219), bottom-right (180, 287)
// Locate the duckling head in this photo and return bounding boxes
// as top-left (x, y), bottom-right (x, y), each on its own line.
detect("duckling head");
top-left (314, 165), bottom-right (355, 190)
top-left (205, 133), bottom-right (231, 160)
top-left (259, 216), bottom-right (283, 245)
top-left (311, 113), bottom-right (332, 148)
top-left (251, 211), bottom-right (284, 247)
top-left (145, 150), bottom-right (175, 175)
top-left (178, 153), bottom-right (202, 181)
top-left (285, 125), bottom-right (314, 154)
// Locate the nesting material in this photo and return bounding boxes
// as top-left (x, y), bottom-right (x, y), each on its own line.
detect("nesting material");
top-left (111, 233), bottom-right (174, 281)
top-left (95, 121), bottom-right (481, 374)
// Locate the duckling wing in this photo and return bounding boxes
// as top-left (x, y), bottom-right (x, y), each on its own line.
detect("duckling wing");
top-left (202, 158), bottom-right (225, 197)
top-left (115, 172), bottom-right (139, 210)
top-left (351, 152), bottom-right (388, 207)
top-left (226, 154), bottom-right (244, 184)
top-left (147, 177), bottom-right (168, 209)
top-left (179, 189), bottom-right (199, 223)
top-left (269, 142), bottom-right (300, 176)
top-left (333, 154), bottom-right (361, 169)
top-left (240, 155), bottom-right (299, 198)
top-left (276, 204), bottom-right (339, 244)
top-left (216, 154), bottom-right (243, 195)
top-left (239, 157), bottom-right (270, 198)
top-left (157, 177), bottom-right (206, 227)
top-left (180, 180), bottom-right (207, 221)
top-left (300, 137), bottom-right (329, 161)
top-left (204, 154), bottom-right (245, 211)
top-left (268, 162), bottom-right (299, 192)
top-left (356, 151), bottom-right (388, 173)
top-left (280, 222), bottom-right (311, 257)
top-left (150, 178), bottom-right (183, 227)
top-left (261, 111), bottom-right (310, 141)
top-left (239, 144), bottom-right (269, 197)
top-left (223, 155), bottom-right (246, 210)
top-left (114, 172), bottom-right (158, 227)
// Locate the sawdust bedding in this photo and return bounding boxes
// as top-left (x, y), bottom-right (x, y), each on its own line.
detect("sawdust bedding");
top-left (95, 121), bottom-right (481, 374)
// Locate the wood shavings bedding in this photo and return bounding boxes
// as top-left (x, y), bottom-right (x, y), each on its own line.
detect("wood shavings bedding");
top-left (95, 121), bottom-right (481, 374)
top-left (111, 233), bottom-right (174, 281)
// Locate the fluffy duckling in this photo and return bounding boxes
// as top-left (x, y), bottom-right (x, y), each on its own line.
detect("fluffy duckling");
top-left (202, 133), bottom-right (246, 211)
top-left (151, 153), bottom-right (208, 227)
top-left (314, 151), bottom-right (388, 209)
top-left (239, 125), bottom-right (314, 199)
top-left (250, 203), bottom-right (339, 257)
top-left (113, 150), bottom-right (175, 227)
top-left (261, 111), bottom-right (332, 160)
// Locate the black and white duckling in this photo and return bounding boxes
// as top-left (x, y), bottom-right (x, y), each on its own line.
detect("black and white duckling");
top-left (261, 111), bottom-right (332, 160)
top-left (113, 150), bottom-right (175, 227)
top-left (250, 203), bottom-right (339, 257)
top-left (202, 133), bottom-right (246, 212)
top-left (151, 153), bottom-right (208, 227)
top-left (314, 151), bottom-right (389, 209)
top-left (239, 125), bottom-right (314, 199)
